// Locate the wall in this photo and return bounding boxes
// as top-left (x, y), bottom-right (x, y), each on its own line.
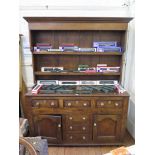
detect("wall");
top-left (123, 2), bottom-right (135, 139)
top-left (19, 0), bottom-right (135, 139)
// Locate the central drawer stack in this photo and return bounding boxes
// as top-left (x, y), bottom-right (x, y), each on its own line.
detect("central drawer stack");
top-left (63, 100), bottom-right (91, 143)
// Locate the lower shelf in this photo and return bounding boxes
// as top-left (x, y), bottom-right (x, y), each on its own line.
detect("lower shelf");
top-left (35, 72), bottom-right (121, 76)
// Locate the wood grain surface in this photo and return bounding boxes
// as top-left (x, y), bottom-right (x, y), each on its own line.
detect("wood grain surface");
top-left (48, 130), bottom-right (134, 155)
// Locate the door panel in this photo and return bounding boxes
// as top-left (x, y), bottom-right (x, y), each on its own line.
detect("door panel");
top-left (34, 115), bottom-right (62, 143)
top-left (93, 115), bottom-right (121, 143)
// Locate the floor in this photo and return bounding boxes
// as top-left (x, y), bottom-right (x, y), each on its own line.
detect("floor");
top-left (48, 131), bottom-right (135, 155)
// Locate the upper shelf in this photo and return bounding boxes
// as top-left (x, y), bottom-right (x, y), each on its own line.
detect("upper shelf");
top-left (33, 51), bottom-right (123, 56)
top-left (24, 17), bottom-right (133, 23)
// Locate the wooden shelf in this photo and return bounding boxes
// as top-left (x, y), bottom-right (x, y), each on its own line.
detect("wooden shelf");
top-left (35, 72), bottom-right (121, 76)
top-left (26, 91), bottom-right (129, 97)
top-left (33, 51), bottom-right (123, 56)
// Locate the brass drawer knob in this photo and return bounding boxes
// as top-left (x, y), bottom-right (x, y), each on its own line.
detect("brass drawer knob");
top-left (83, 103), bottom-right (87, 106)
top-left (69, 117), bottom-right (72, 120)
top-left (108, 101), bottom-right (112, 104)
top-left (82, 117), bottom-right (86, 120)
top-left (100, 102), bottom-right (104, 106)
top-left (115, 103), bottom-right (119, 106)
top-left (68, 103), bottom-right (71, 106)
top-left (51, 102), bottom-right (55, 106)
top-left (75, 101), bottom-right (79, 104)
top-left (94, 123), bottom-right (97, 127)
top-left (69, 126), bottom-right (73, 130)
top-left (82, 136), bottom-right (86, 140)
top-left (70, 136), bottom-right (73, 139)
top-left (36, 102), bottom-right (40, 106)
top-left (82, 127), bottom-right (86, 130)
top-left (58, 124), bottom-right (61, 128)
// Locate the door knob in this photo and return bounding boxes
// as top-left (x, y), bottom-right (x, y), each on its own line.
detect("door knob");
top-left (58, 124), bottom-right (61, 128)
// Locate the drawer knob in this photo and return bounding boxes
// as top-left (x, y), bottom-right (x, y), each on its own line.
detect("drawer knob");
top-left (108, 101), bottom-right (112, 104)
top-left (70, 136), bottom-right (73, 139)
top-left (68, 103), bottom-right (71, 106)
top-left (115, 103), bottom-right (119, 106)
top-left (75, 101), bottom-right (79, 104)
top-left (100, 102), bottom-right (104, 106)
top-left (36, 102), bottom-right (40, 106)
top-left (69, 117), bottom-right (72, 120)
top-left (69, 126), bottom-right (73, 130)
top-left (51, 102), bottom-right (54, 106)
top-left (82, 127), bottom-right (86, 130)
top-left (82, 136), bottom-right (86, 140)
top-left (82, 117), bottom-right (86, 120)
top-left (58, 124), bottom-right (61, 128)
top-left (83, 103), bottom-right (87, 106)
top-left (94, 123), bottom-right (97, 127)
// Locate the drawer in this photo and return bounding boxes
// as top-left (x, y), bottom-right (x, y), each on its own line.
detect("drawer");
top-left (64, 134), bottom-right (90, 143)
top-left (31, 100), bottom-right (59, 108)
top-left (63, 100), bottom-right (91, 108)
top-left (66, 115), bottom-right (89, 123)
top-left (96, 100), bottom-right (122, 108)
top-left (65, 124), bottom-right (90, 133)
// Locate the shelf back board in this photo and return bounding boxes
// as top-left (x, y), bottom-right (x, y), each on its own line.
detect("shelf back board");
top-left (30, 30), bottom-right (125, 49)
top-left (33, 55), bottom-right (122, 71)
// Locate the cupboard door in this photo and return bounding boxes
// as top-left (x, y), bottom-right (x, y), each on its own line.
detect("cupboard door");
top-left (34, 115), bottom-right (62, 143)
top-left (93, 115), bottom-right (121, 143)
